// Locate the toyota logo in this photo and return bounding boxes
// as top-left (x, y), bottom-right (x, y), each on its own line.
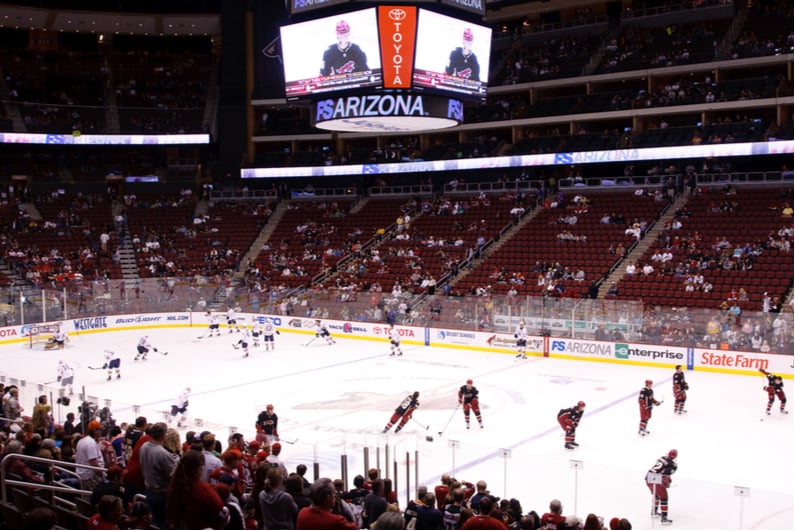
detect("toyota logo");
top-left (388, 8), bottom-right (406, 21)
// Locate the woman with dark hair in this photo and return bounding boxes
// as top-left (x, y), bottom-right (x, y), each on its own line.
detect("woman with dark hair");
top-left (166, 450), bottom-right (228, 529)
top-left (286, 473), bottom-right (312, 511)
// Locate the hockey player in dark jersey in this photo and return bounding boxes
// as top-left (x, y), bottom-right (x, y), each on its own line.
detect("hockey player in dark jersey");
top-left (382, 392), bottom-right (420, 434)
top-left (444, 28), bottom-right (480, 81)
top-left (673, 365), bottom-right (689, 414)
top-left (759, 368), bottom-right (788, 415)
top-left (458, 379), bottom-right (483, 429)
top-left (638, 379), bottom-right (661, 436)
top-left (645, 449), bottom-right (678, 525)
top-left (320, 20), bottom-right (369, 76)
top-left (255, 404), bottom-right (279, 444)
top-left (558, 401), bottom-right (585, 450)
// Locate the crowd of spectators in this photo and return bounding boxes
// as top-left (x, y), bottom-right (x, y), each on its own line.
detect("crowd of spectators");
top-left (0, 398), bottom-right (636, 529)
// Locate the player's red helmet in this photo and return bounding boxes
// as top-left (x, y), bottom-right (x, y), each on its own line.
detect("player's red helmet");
top-left (336, 20), bottom-right (350, 34)
top-left (463, 28), bottom-right (474, 42)
top-left (466, 379), bottom-right (473, 384)
top-left (577, 401), bottom-right (586, 409)
top-left (645, 379), bottom-right (653, 386)
top-left (668, 449), bottom-right (678, 459)
top-left (266, 404), bottom-right (274, 410)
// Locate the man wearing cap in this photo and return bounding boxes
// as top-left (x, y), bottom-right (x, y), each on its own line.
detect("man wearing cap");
top-left (75, 420), bottom-right (106, 490)
top-left (458, 379), bottom-right (484, 429)
top-left (321, 20), bottom-right (369, 76)
top-left (266, 442), bottom-right (289, 479)
top-left (445, 28), bottom-right (480, 81)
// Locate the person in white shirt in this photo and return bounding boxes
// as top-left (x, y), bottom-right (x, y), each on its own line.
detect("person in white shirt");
top-left (103, 349), bottom-right (122, 381)
top-left (626, 263), bottom-right (637, 275)
top-left (57, 360), bottom-right (75, 396)
top-left (75, 420), bottom-right (106, 490)
top-left (234, 327), bottom-right (252, 358)
top-left (388, 324), bottom-right (403, 357)
top-left (262, 319), bottom-right (278, 351)
top-left (45, 329), bottom-right (69, 350)
top-left (314, 320), bottom-right (336, 345)
top-left (226, 307), bottom-right (241, 333)
top-left (170, 387), bottom-right (191, 428)
top-left (514, 320), bottom-right (528, 360)
top-left (206, 311), bottom-right (221, 337)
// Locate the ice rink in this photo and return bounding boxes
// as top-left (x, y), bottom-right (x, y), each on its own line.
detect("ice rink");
top-left (2, 325), bottom-right (793, 529)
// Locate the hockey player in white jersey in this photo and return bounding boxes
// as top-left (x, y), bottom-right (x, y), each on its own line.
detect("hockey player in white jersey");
top-left (514, 319), bottom-right (528, 359)
top-left (103, 349), bottom-right (122, 380)
top-left (262, 319), bottom-right (278, 351)
top-left (226, 306), bottom-right (241, 333)
top-left (314, 319), bottom-right (336, 345)
top-left (388, 324), bottom-right (403, 356)
top-left (57, 360), bottom-right (75, 396)
top-left (233, 326), bottom-right (252, 358)
top-left (44, 329), bottom-right (69, 350)
top-left (134, 335), bottom-right (165, 360)
top-left (251, 320), bottom-right (263, 348)
top-left (206, 311), bottom-right (221, 337)
top-left (170, 387), bottom-right (191, 428)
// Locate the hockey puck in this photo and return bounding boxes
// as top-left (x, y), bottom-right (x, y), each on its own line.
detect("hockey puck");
top-left (425, 435), bottom-right (434, 442)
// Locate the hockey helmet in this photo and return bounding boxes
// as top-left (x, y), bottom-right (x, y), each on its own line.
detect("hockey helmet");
top-left (668, 449), bottom-right (678, 459)
top-left (413, 391), bottom-right (419, 398)
top-left (645, 379), bottom-right (653, 386)
top-left (336, 20), bottom-right (350, 34)
top-left (577, 401), bottom-right (586, 409)
top-left (463, 28), bottom-right (474, 42)
top-left (266, 404), bottom-right (274, 410)
top-left (466, 379), bottom-right (473, 385)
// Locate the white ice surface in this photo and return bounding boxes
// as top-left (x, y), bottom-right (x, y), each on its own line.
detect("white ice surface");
top-left (3, 327), bottom-right (793, 530)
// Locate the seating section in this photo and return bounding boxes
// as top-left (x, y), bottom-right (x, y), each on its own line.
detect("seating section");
top-left (455, 191), bottom-right (670, 297)
top-left (614, 188), bottom-right (794, 310)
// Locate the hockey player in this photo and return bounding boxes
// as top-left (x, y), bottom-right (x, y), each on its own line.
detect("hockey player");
top-left (445, 28), bottom-right (480, 81)
top-left (458, 379), bottom-right (483, 429)
top-left (251, 320), bottom-right (262, 348)
top-left (262, 318), bottom-right (278, 351)
top-left (388, 324), bottom-right (402, 357)
top-left (44, 328), bottom-right (69, 350)
top-left (673, 365), bottom-right (689, 414)
top-left (558, 401), bottom-right (585, 450)
top-left (233, 327), bottom-right (252, 358)
top-left (759, 368), bottom-right (788, 415)
top-left (255, 404), bottom-right (279, 444)
top-left (315, 320), bottom-right (336, 345)
top-left (645, 449), bottom-right (678, 525)
top-left (320, 20), bottom-right (369, 76)
top-left (206, 311), bottom-right (221, 337)
top-left (638, 379), bottom-right (661, 436)
top-left (103, 349), bottom-right (122, 381)
top-left (226, 306), bottom-right (241, 333)
top-left (134, 335), bottom-right (164, 360)
top-left (57, 360), bottom-right (75, 396)
top-left (170, 387), bottom-right (191, 428)
top-left (382, 392), bottom-right (420, 434)
top-left (514, 319), bottom-right (528, 359)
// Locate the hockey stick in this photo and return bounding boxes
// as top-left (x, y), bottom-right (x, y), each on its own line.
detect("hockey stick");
top-left (280, 438), bottom-right (298, 445)
top-left (302, 336), bottom-right (317, 347)
top-left (411, 417), bottom-right (430, 430)
top-left (87, 365), bottom-right (105, 371)
top-left (437, 403), bottom-right (461, 436)
top-left (196, 329), bottom-right (209, 340)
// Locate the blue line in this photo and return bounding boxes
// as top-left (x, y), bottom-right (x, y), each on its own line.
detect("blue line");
top-left (420, 378), bottom-right (673, 486)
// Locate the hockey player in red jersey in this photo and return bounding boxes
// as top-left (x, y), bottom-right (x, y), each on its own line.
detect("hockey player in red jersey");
top-left (673, 365), bottom-right (689, 414)
top-left (458, 379), bottom-right (483, 429)
top-left (558, 401), bottom-right (585, 449)
top-left (759, 368), bottom-right (788, 415)
top-left (638, 379), bottom-right (661, 436)
top-left (645, 449), bottom-right (678, 525)
top-left (382, 392), bottom-right (420, 434)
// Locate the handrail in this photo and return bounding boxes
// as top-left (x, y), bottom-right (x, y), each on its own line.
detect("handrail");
top-left (1, 453), bottom-right (105, 504)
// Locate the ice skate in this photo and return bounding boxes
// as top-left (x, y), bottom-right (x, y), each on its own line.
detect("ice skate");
top-left (521, 354), bottom-right (527, 359)
top-left (660, 516), bottom-right (672, 525)
top-left (107, 376), bottom-right (112, 381)
top-left (564, 442), bottom-right (575, 450)
top-left (243, 352), bottom-right (249, 358)
top-left (479, 422), bottom-right (484, 429)
top-left (639, 427), bottom-right (649, 436)
top-left (117, 374), bottom-right (121, 379)
top-left (569, 441), bottom-right (578, 447)
top-left (651, 509), bottom-right (660, 517)
top-left (781, 409), bottom-right (789, 414)
top-left (466, 422), bottom-right (470, 430)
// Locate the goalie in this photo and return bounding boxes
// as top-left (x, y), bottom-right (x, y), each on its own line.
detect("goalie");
top-left (44, 329), bottom-right (69, 350)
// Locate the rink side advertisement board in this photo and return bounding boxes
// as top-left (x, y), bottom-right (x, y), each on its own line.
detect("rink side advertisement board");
top-left (1, 313), bottom-right (791, 377)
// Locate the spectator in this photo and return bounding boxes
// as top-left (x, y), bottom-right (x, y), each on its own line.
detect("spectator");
top-left (296, 477), bottom-right (359, 530)
top-left (139, 422), bottom-right (177, 528)
top-left (259, 467), bottom-right (298, 529)
top-left (87, 494), bottom-right (124, 530)
top-left (75, 420), bottom-right (106, 491)
top-left (166, 450), bottom-right (227, 529)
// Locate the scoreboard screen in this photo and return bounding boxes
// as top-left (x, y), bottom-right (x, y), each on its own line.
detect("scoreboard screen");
top-left (278, 5), bottom-right (491, 103)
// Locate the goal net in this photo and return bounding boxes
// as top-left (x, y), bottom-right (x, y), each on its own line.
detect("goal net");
top-left (28, 323), bottom-right (62, 349)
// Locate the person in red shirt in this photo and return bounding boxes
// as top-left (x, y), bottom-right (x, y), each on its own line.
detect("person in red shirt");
top-left (461, 497), bottom-right (508, 529)
top-left (296, 477), bottom-right (359, 530)
top-left (166, 450), bottom-right (228, 530)
top-left (540, 498), bottom-right (566, 529)
top-left (86, 495), bottom-right (123, 530)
